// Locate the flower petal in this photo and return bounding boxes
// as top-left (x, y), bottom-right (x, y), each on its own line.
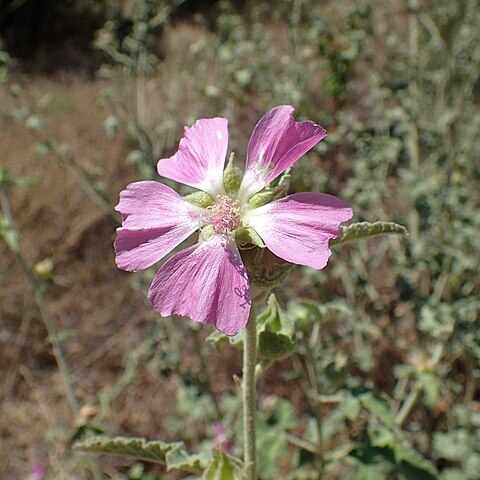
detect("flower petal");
top-left (238, 106), bottom-right (327, 201)
top-left (114, 181), bottom-right (202, 271)
top-left (157, 118), bottom-right (229, 196)
top-left (148, 236), bottom-right (251, 336)
top-left (244, 192), bottom-right (353, 269)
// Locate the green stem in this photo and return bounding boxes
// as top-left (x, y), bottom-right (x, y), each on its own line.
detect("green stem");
top-left (395, 382), bottom-right (423, 427)
top-left (305, 344), bottom-right (324, 479)
top-left (243, 305), bottom-right (258, 479)
top-left (395, 344), bottom-right (445, 427)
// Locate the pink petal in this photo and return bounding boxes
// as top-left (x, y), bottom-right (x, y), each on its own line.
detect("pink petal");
top-left (245, 192), bottom-right (353, 270)
top-left (239, 106), bottom-right (327, 201)
top-left (148, 236), bottom-right (251, 336)
top-left (114, 181), bottom-right (202, 271)
top-left (157, 118), bottom-right (229, 196)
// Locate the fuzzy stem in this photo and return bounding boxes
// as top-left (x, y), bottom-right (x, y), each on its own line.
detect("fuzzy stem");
top-left (305, 343), bottom-right (324, 479)
top-left (243, 305), bottom-right (258, 479)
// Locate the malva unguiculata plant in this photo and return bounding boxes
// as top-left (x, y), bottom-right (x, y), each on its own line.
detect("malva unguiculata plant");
top-left (113, 105), bottom-right (352, 479)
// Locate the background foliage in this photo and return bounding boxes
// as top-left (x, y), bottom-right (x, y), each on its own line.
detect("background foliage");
top-left (1, 0), bottom-right (479, 479)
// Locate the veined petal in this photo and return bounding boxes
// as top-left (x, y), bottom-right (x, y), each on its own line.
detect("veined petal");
top-left (238, 106), bottom-right (327, 202)
top-left (157, 118), bottom-right (229, 196)
top-left (244, 192), bottom-right (353, 270)
top-left (114, 181), bottom-right (203, 271)
top-left (148, 236), bottom-right (251, 336)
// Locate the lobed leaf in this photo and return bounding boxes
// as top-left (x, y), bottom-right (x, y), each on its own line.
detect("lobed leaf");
top-left (74, 435), bottom-right (205, 474)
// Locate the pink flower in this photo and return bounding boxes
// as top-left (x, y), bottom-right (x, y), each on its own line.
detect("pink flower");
top-left (30, 464), bottom-right (46, 480)
top-left (115, 106), bottom-right (353, 336)
top-left (212, 421), bottom-right (234, 454)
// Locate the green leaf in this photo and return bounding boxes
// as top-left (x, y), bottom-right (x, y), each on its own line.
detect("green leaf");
top-left (356, 391), bottom-right (396, 427)
top-left (351, 426), bottom-right (439, 480)
top-left (73, 435), bottom-right (205, 474)
top-left (257, 294), bottom-right (295, 360)
top-left (331, 221), bottom-right (408, 246)
top-left (206, 328), bottom-right (245, 350)
top-left (202, 450), bottom-right (246, 479)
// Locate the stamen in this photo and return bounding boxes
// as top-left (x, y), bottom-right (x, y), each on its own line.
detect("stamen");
top-left (202, 195), bottom-right (242, 237)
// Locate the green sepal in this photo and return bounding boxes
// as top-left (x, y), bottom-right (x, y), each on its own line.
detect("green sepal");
top-left (257, 294), bottom-right (295, 360)
top-left (248, 185), bottom-right (288, 209)
top-left (202, 450), bottom-right (246, 479)
top-left (199, 224), bottom-right (215, 241)
top-left (184, 191), bottom-right (215, 208)
top-left (247, 260), bottom-right (293, 289)
top-left (73, 435), bottom-right (205, 474)
top-left (223, 152), bottom-right (243, 194)
top-left (235, 225), bottom-right (265, 248)
top-left (331, 221), bottom-right (408, 246)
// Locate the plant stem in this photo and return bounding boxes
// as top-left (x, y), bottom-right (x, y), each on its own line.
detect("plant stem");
top-left (305, 344), bottom-right (324, 479)
top-left (395, 382), bottom-right (423, 427)
top-left (243, 305), bottom-right (258, 479)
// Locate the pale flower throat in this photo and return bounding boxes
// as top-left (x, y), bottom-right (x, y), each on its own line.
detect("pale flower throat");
top-left (202, 195), bottom-right (242, 237)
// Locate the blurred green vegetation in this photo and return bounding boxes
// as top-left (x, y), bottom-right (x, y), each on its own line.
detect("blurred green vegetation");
top-left (1, 0), bottom-right (479, 479)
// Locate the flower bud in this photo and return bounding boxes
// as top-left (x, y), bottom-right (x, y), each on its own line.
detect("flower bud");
top-left (184, 191), bottom-right (215, 208)
top-left (223, 153), bottom-right (243, 194)
top-left (34, 258), bottom-right (54, 280)
top-left (247, 184), bottom-right (287, 209)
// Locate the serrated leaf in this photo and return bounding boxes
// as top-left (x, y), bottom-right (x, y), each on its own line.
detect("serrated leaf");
top-left (331, 221), bottom-right (408, 246)
top-left (74, 435), bottom-right (205, 474)
top-left (202, 450), bottom-right (246, 480)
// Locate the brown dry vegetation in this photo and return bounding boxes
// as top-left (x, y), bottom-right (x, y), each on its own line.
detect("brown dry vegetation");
top-left (0, 38), bottom-right (299, 478)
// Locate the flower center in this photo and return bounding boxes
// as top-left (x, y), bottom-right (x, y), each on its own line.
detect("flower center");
top-left (203, 195), bottom-right (242, 237)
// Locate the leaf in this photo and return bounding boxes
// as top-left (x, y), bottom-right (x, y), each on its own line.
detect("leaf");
top-left (351, 426), bottom-right (439, 480)
top-left (257, 294), bottom-right (295, 360)
top-left (202, 450), bottom-right (246, 480)
top-left (208, 294), bottom-right (296, 360)
top-left (331, 221), bottom-right (408, 246)
top-left (206, 328), bottom-right (245, 350)
top-left (73, 435), bottom-right (205, 474)
top-left (356, 391), bottom-right (396, 427)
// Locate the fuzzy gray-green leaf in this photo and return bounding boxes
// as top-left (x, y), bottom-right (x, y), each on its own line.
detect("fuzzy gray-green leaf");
top-left (331, 221), bottom-right (408, 246)
top-left (73, 435), bottom-right (204, 474)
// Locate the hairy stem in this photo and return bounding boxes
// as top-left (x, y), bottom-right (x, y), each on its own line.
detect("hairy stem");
top-left (243, 305), bottom-right (258, 479)
top-left (305, 343), bottom-right (324, 479)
